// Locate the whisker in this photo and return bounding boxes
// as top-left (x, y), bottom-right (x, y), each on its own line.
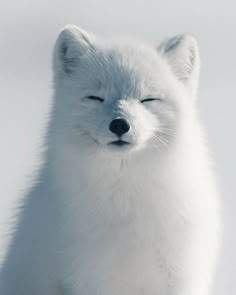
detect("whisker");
top-left (150, 134), bottom-right (168, 148)
top-left (154, 135), bottom-right (169, 147)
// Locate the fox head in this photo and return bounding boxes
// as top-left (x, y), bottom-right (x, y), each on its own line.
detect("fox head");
top-left (52, 25), bottom-right (200, 156)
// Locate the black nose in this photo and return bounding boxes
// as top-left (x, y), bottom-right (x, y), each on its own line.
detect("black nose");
top-left (109, 118), bottom-right (130, 136)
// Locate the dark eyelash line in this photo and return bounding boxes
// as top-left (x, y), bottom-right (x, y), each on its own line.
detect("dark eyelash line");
top-left (86, 96), bottom-right (161, 103)
top-left (87, 96), bottom-right (104, 102)
top-left (140, 98), bottom-right (161, 103)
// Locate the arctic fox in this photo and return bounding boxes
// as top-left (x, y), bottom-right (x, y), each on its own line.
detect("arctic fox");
top-left (0, 25), bottom-right (221, 295)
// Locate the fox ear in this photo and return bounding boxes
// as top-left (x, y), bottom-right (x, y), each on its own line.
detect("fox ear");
top-left (159, 34), bottom-right (200, 95)
top-left (53, 25), bottom-right (93, 76)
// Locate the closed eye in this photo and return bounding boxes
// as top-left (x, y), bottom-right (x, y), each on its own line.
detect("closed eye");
top-left (140, 98), bottom-right (162, 103)
top-left (87, 96), bottom-right (104, 102)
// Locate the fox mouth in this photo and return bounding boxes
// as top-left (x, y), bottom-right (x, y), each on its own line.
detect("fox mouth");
top-left (109, 140), bottom-right (130, 147)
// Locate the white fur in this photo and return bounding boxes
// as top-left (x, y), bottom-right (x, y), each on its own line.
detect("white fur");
top-left (0, 25), bottom-right (221, 295)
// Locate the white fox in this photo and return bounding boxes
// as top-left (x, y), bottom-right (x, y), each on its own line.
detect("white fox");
top-left (0, 25), bottom-right (221, 295)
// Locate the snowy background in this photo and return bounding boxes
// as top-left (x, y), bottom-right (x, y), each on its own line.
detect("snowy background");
top-left (0, 0), bottom-right (235, 294)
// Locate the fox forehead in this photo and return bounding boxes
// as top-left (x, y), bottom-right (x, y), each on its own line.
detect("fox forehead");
top-left (75, 43), bottom-right (167, 99)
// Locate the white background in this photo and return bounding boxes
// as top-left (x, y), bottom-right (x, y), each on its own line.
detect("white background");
top-left (0, 0), bottom-right (235, 294)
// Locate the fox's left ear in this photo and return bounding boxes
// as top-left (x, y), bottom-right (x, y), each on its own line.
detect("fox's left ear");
top-left (159, 34), bottom-right (200, 95)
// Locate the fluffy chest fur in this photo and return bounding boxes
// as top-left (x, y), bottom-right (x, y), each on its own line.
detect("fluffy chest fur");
top-left (46, 139), bottom-right (216, 294)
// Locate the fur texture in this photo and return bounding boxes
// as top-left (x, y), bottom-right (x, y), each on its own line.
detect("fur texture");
top-left (0, 25), bottom-right (221, 295)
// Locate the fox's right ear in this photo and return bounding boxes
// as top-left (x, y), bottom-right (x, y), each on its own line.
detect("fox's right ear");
top-left (53, 25), bottom-right (93, 76)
